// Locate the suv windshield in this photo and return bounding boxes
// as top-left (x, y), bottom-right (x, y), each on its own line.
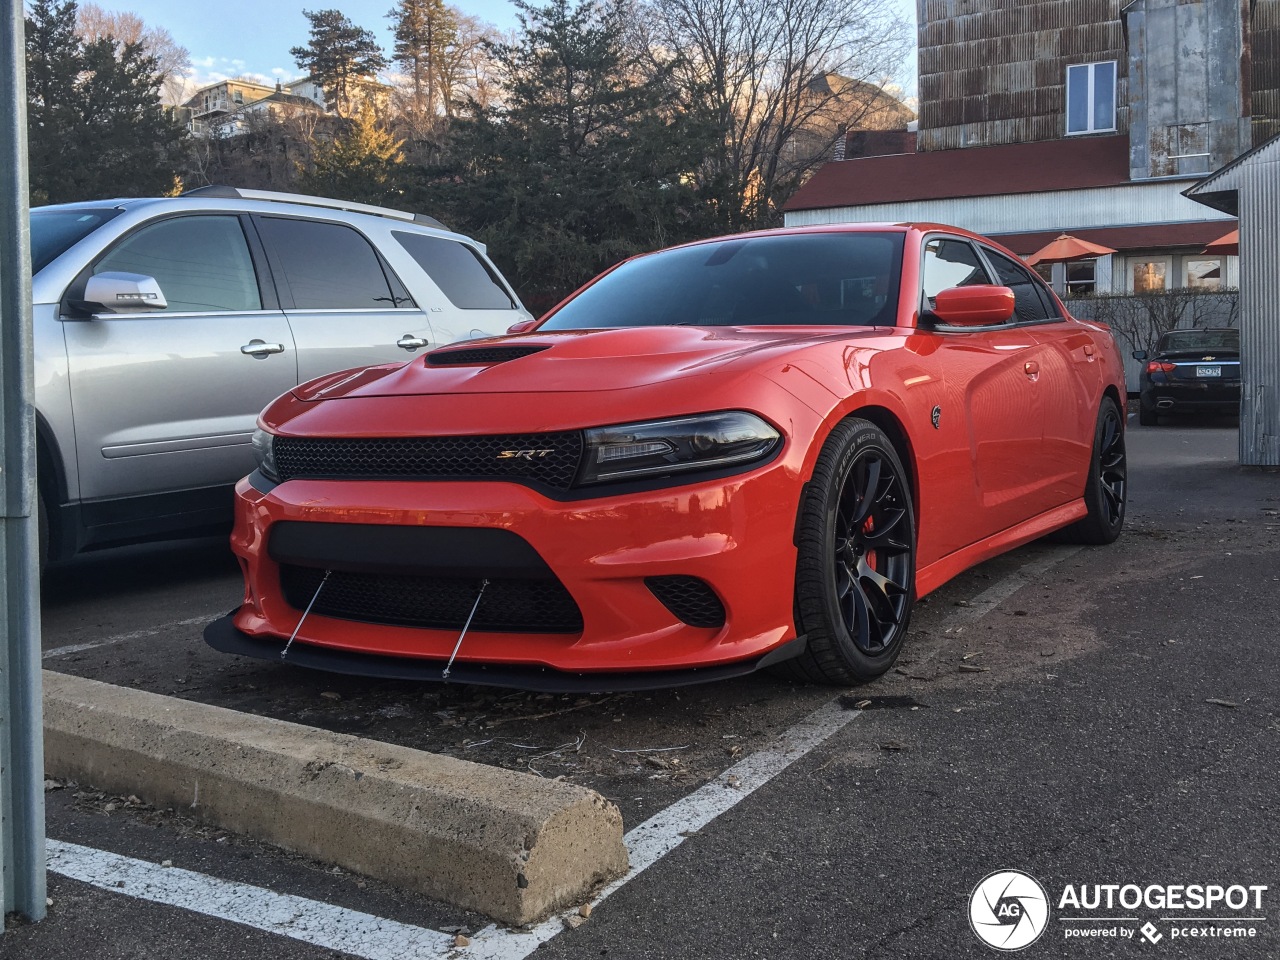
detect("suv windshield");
top-left (1159, 329), bottom-right (1239, 353)
top-left (31, 207), bottom-right (121, 273)
top-left (540, 232), bottom-right (905, 330)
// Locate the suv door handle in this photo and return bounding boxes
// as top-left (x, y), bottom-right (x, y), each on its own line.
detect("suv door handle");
top-left (241, 340), bottom-right (285, 358)
top-left (397, 335), bottom-right (430, 351)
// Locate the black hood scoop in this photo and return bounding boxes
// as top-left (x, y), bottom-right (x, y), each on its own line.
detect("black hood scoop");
top-left (426, 344), bottom-right (550, 366)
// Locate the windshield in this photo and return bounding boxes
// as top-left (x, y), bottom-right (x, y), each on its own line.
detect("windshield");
top-left (30, 207), bottom-right (121, 273)
top-left (540, 232), bottom-right (905, 330)
top-left (1159, 329), bottom-right (1239, 353)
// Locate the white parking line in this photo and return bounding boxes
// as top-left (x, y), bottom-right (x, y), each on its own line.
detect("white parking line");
top-left (47, 701), bottom-right (864, 960)
top-left (466, 698), bottom-right (863, 960)
top-left (46, 542), bottom-right (1083, 956)
top-left (47, 840), bottom-right (455, 959)
top-left (42, 614), bottom-right (221, 660)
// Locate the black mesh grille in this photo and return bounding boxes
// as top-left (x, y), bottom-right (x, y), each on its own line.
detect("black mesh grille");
top-left (274, 432), bottom-right (583, 488)
top-left (426, 345), bottom-right (548, 365)
top-left (645, 576), bottom-right (726, 628)
top-left (281, 565), bottom-right (584, 633)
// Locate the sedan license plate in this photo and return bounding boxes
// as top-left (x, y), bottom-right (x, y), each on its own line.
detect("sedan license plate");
top-left (1196, 365), bottom-right (1221, 378)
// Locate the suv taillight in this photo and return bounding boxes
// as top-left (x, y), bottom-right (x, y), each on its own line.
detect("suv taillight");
top-left (1146, 361), bottom-right (1176, 374)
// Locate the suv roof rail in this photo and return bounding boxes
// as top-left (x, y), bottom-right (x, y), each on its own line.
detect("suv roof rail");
top-left (180, 185), bottom-right (449, 231)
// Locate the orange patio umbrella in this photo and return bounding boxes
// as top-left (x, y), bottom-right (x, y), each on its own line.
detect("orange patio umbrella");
top-left (1025, 234), bottom-right (1118, 266)
top-left (1202, 228), bottom-right (1239, 256)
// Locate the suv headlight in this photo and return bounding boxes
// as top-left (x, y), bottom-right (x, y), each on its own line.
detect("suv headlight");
top-left (251, 427), bottom-right (280, 482)
top-left (577, 411), bottom-right (780, 485)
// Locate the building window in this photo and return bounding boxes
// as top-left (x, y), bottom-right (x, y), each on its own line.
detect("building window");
top-left (1185, 258), bottom-right (1222, 290)
top-left (1131, 259), bottom-right (1168, 293)
top-left (1066, 62), bottom-right (1117, 135)
top-left (1066, 260), bottom-right (1097, 297)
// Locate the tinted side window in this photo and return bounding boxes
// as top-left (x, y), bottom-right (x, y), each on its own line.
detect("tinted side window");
top-left (256, 217), bottom-right (401, 310)
top-left (94, 215), bottom-right (261, 313)
top-left (922, 239), bottom-right (989, 302)
top-left (393, 232), bottom-right (515, 309)
top-left (983, 248), bottom-right (1058, 322)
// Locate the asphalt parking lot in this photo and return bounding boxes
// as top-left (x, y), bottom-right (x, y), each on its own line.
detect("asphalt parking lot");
top-left (7, 416), bottom-right (1279, 958)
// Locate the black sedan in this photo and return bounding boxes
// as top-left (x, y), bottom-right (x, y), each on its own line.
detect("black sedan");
top-left (1133, 328), bottom-right (1240, 425)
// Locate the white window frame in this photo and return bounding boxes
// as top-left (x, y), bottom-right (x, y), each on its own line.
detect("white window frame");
top-left (1066, 61), bottom-right (1118, 136)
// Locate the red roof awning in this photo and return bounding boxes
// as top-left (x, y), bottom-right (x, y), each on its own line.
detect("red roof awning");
top-left (989, 222), bottom-right (1238, 257)
top-left (784, 135), bottom-right (1133, 212)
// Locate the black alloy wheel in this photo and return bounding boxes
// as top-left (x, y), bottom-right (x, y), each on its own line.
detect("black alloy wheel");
top-left (786, 419), bottom-right (916, 684)
top-left (1059, 396), bottom-right (1127, 545)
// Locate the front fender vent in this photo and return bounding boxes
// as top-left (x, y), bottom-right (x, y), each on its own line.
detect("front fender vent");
top-left (426, 345), bottom-right (549, 366)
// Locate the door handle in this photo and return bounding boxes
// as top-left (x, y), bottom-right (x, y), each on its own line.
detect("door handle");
top-left (1084, 344), bottom-right (1097, 360)
top-left (241, 339), bottom-right (285, 358)
top-left (1024, 360), bottom-right (1040, 378)
top-left (397, 334), bottom-right (430, 351)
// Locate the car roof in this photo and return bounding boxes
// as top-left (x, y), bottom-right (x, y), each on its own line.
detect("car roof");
top-left (33, 189), bottom-right (453, 234)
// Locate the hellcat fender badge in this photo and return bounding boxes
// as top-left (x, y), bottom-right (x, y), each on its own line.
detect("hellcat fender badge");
top-left (931, 405), bottom-right (942, 430)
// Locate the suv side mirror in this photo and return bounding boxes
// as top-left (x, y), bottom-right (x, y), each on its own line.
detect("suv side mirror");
top-left (930, 285), bottom-right (1016, 326)
top-left (1132, 349), bottom-right (1148, 361)
top-left (83, 272), bottom-right (168, 314)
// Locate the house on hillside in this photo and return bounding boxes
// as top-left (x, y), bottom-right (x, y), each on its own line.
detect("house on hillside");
top-left (180, 75), bottom-right (391, 138)
top-left (180, 78), bottom-right (326, 138)
top-left (784, 0), bottom-right (1280, 298)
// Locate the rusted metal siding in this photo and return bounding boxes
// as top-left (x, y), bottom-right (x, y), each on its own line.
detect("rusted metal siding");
top-left (1234, 143), bottom-right (1280, 465)
top-left (917, 0), bottom-right (1128, 150)
top-left (1254, 0), bottom-right (1280, 144)
top-left (1126, 0), bottom-right (1250, 179)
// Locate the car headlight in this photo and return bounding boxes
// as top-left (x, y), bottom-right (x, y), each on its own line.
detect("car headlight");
top-left (251, 427), bottom-right (280, 482)
top-left (577, 411), bottom-right (781, 485)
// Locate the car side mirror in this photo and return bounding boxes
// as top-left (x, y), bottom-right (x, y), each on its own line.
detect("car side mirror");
top-left (930, 285), bottom-right (1016, 326)
top-left (83, 272), bottom-right (168, 314)
top-left (507, 318), bottom-right (538, 334)
top-left (1132, 349), bottom-right (1148, 361)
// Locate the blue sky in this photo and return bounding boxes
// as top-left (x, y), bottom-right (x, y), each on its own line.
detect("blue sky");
top-left (92, 0), bottom-right (918, 99)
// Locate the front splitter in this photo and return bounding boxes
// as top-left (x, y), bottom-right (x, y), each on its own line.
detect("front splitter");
top-left (204, 613), bottom-right (807, 693)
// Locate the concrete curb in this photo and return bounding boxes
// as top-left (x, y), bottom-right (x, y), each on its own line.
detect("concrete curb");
top-left (43, 671), bottom-right (628, 925)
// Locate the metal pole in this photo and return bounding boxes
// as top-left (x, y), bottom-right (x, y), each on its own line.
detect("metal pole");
top-left (0, 0), bottom-right (48, 924)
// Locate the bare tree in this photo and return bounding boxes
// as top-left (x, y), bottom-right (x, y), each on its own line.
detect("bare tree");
top-left (76, 2), bottom-right (192, 105)
top-left (644, 0), bottom-right (910, 225)
top-left (1076, 288), bottom-right (1240, 358)
top-left (438, 13), bottom-right (501, 116)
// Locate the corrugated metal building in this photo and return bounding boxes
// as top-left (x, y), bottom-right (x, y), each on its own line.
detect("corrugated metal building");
top-left (1186, 134), bottom-right (1280, 466)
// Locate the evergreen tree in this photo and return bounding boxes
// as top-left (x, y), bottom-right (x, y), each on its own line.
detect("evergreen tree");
top-left (297, 102), bottom-right (406, 205)
top-left (387, 0), bottom-right (458, 131)
top-left (291, 9), bottom-right (388, 117)
top-left (422, 0), bottom-right (719, 309)
top-left (25, 0), bottom-right (186, 204)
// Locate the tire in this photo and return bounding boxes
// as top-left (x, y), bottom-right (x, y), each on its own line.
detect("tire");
top-left (786, 418), bottom-right (916, 684)
top-left (1059, 396), bottom-right (1127, 545)
top-left (1138, 402), bottom-right (1157, 427)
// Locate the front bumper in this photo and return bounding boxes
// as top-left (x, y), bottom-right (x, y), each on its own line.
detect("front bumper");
top-left (221, 459), bottom-right (805, 682)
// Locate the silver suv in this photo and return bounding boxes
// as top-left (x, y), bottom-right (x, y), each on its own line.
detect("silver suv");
top-left (31, 186), bottom-right (532, 563)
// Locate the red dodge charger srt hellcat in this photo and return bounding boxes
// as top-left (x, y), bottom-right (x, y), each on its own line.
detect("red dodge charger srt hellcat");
top-left (206, 223), bottom-right (1128, 691)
